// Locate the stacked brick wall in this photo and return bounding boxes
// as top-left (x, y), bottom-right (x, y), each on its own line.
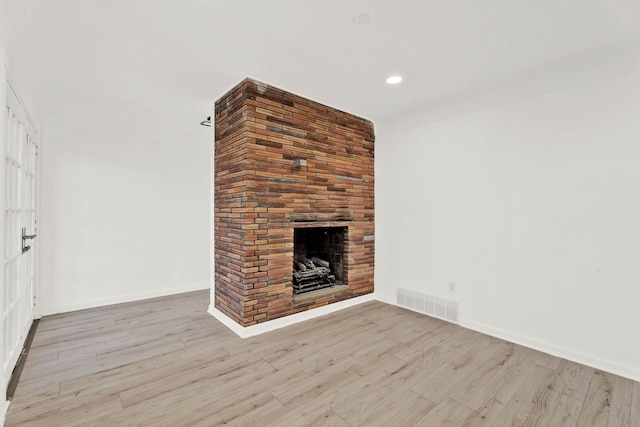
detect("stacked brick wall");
top-left (214, 78), bottom-right (374, 326)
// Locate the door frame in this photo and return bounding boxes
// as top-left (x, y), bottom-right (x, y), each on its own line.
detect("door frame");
top-left (0, 48), bottom-right (8, 422)
top-left (0, 48), bottom-right (41, 421)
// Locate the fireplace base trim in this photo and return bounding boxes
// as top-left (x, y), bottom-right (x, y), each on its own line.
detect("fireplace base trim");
top-left (292, 285), bottom-right (349, 306)
top-left (208, 293), bottom-right (376, 339)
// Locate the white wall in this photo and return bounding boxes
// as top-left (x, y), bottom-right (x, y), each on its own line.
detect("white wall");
top-left (1, 7), bottom-right (212, 316)
top-left (376, 69), bottom-right (640, 381)
top-left (39, 104), bottom-right (212, 314)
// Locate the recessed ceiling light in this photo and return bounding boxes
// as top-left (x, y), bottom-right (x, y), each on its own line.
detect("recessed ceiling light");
top-left (386, 75), bottom-right (403, 85)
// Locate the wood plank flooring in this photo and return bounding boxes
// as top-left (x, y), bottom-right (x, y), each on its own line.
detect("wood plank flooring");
top-left (5, 290), bottom-right (639, 426)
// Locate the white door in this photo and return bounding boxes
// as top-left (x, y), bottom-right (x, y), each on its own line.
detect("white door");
top-left (1, 81), bottom-right (39, 396)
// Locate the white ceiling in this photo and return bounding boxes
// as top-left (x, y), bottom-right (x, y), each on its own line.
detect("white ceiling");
top-left (2, 0), bottom-right (640, 129)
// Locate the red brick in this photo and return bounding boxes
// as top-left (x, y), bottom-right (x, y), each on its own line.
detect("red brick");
top-left (214, 78), bottom-right (374, 326)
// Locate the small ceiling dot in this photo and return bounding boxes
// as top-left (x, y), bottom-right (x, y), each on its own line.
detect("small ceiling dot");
top-left (352, 12), bottom-right (373, 26)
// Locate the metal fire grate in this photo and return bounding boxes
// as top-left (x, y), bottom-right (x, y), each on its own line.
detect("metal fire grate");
top-left (293, 257), bottom-right (336, 293)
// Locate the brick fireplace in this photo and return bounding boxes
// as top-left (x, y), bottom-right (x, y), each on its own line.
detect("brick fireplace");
top-left (214, 78), bottom-right (374, 327)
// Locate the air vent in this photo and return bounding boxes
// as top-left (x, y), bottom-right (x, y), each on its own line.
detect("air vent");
top-left (396, 287), bottom-right (459, 324)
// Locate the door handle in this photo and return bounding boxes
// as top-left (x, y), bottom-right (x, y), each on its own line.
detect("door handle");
top-left (22, 228), bottom-right (37, 254)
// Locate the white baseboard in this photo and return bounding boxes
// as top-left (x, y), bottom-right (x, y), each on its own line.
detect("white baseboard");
top-left (1, 398), bottom-right (8, 427)
top-left (374, 293), bottom-right (396, 305)
top-left (376, 293), bottom-right (639, 382)
top-left (461, 318), bottom-right (640, 382)
top-left (209, 293), bottom-right (376, 338)
top-left (42, 282), bottom-right (210, 316)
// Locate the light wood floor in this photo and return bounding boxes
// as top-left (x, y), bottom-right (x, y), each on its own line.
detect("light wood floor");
top-left (5, 290), bottom-right (639, 426)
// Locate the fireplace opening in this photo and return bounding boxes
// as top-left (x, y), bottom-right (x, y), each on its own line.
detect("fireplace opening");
top-left (293, 227), bottom-right (346, 294)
